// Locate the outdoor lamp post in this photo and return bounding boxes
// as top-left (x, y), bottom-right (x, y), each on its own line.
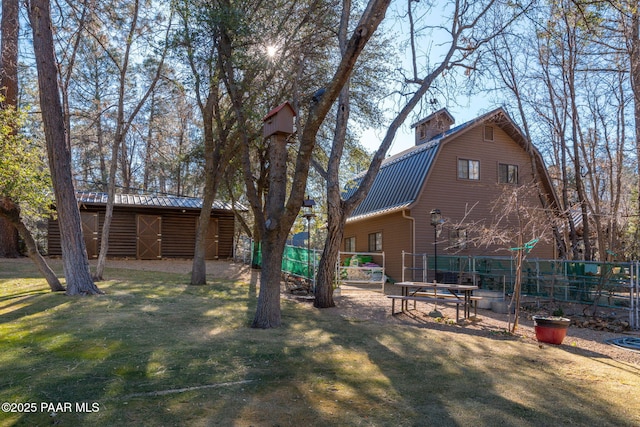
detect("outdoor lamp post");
top-left (303, 197), bottom-right (316, 291)
top-left (430, 209), bottom-right (441, 282)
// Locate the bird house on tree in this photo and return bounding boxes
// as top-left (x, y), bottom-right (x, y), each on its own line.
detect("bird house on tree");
top-left (263, 101), bottom-right (297, 139)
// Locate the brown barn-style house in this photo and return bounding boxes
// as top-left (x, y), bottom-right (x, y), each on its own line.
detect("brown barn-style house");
top-left (342, 107), bottom-right (559, 282)
top-left (48, 192), bottom-right (236, 260)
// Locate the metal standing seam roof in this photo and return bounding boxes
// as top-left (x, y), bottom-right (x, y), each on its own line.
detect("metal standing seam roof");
top-left (343, 114), bottom-right (487, 222)
top-left (76, 191), bottom-right (236, 211)
top-left (344, 107), bottom-right (559, 223)
top-left (344, 140), bottom-right (441, 222)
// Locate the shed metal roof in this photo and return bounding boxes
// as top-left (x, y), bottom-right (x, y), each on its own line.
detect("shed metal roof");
top-left (76, 191), bottom-right (236, 211)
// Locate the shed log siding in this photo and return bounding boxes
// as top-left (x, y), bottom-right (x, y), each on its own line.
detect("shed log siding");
top-left (48, 207), bottom-right (235, 260)
top-left (217, 216), bottom-right (235, 258)
top-left (108, 212), bottom-right (137, 257)
top-left (80, 212), bottom-right (99, 258)
top-left (46, 220), bottom-right (60, 256)
top-left (163, 214), bottom-right (196, 258)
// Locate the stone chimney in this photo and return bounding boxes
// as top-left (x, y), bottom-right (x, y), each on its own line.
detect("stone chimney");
top-left (412, 108), bottom-right (455, 146)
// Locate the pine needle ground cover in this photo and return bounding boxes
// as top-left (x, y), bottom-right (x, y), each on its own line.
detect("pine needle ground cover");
top-left (1, 261), bottom-right (639, 426)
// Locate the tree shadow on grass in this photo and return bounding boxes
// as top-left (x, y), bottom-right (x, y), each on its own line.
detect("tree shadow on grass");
top-left (3, 266), bottom-right (639, 426)
top-left (559, 343), bottom-right (640, 375)
top-left (0, 276), bottom-right (263, 426)
top-left (317, 311), bottom-right (638, 426)
top-left (0, 291), bottom-right (68, 324)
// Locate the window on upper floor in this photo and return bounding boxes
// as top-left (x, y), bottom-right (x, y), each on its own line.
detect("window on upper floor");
top-left (458, 159), bottom-right (480, 180)
top-left (368, 232), bottom-right (382, 252)
top-left (419, 124), bottom-right (426, 139)
top-left (498, 163), bottom-right (518, 184)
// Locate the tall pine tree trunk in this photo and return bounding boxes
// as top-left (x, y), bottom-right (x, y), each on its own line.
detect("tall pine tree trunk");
top-left (0, 0), bottom-right (21, 257)
top-left (191, 96), bottom-right (217, 285)
top-left (190, 120), bottom-right (234, 285)
top-left (94, 134), bottom-right (121, 280)
top-left (251, 135), bottom-right (289, 327)
top-left (313, 0), bottom-right (351, 306)
top-left (191, 163), bottom-right (216, 285)
top-left (28, 0), bottom-right (101, 295)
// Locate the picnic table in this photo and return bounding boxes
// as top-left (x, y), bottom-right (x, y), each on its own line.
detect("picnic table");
top-left (388, 281), bottom-right (480, 321)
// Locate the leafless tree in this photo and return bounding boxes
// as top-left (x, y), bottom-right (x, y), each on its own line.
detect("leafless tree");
top-left (487, 1), bottom-right (637, 260)
top-left (314, 0), bottom-right (532, 308)
top-left (93, 1), bottom-right (173, 280)
top-left (449, 183), bottom-right (555, 332)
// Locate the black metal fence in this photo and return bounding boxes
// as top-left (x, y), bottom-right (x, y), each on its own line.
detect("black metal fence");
top-left (429, 255), bottom-right (639, 329)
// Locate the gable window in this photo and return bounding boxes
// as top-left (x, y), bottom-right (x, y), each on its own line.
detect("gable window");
top-left (344, 236), bottom-right (356, 252)
top-left (484, 125), bottom-right (494, 141)
top-left (368, 232), bottom-right (382, 252)
top-left (498, 163), bottom-right (518, 184)
top-left (458, 159), bottom-right (480, 180)
top-left (450, 228), bottom-right (468, 249)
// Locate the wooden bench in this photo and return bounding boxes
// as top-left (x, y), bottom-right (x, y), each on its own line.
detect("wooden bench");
top-left (414, 291), bottom-right (482, 303)
top-left (414, 291), bottom-right (483, 304)
top-left (387, 294), bottom-right (482, 321)
top-left (388, 295), bottom-right (463, 320)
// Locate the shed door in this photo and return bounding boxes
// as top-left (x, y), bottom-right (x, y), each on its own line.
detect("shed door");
top-left (205, 218), bottom-right (218, 260)
top-left (81, 212), bottom-right (99, 259)
top-left (137, 215), bottom-right (162, 259)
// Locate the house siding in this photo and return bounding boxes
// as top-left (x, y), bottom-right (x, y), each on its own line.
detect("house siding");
top-left (413, 123), bottom-right (554, 260)
top-left (343, 211), bottom-right (413, 282)
top-left (345, 113), bottom-right (556, 283)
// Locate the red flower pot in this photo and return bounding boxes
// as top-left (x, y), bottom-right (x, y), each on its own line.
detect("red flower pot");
top-left (533, 316), bottom-right (571, 345)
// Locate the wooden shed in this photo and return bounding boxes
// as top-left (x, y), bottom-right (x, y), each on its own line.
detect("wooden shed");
top-left (47, 192), bottom-right (237, 260)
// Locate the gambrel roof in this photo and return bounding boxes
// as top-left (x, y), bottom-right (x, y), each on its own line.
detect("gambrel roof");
top-left (344, 107), bottom-right (557, 222)
top-left (343, 139), bottom-right (441, 221)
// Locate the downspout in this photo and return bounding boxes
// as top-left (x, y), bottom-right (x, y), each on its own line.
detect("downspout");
top-left (403, 210), bottom-right (416, 277)
top-left (402, 209), bottom-right (415, 254)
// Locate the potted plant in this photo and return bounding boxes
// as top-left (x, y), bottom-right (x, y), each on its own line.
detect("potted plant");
top-left (532, 316), bottom-right (571, 345)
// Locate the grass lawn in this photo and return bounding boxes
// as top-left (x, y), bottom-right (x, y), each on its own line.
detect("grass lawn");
top-left (1, 260), bottom-right (639, 426)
